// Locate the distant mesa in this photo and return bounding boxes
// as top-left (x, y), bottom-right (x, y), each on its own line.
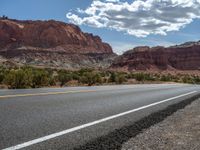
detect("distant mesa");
top-left (111, 41), bottom-right (200, 71)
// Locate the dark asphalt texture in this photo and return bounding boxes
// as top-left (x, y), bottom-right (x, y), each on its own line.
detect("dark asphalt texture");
top-left (0, 84), bottom-right (200, 150)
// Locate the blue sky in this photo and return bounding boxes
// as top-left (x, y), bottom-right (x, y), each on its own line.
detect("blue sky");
top-left (1, 0), bottom-right (200, 54)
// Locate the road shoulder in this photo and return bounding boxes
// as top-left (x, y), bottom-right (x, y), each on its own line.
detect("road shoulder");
top-left (121, 98), bottom-right (200, 150)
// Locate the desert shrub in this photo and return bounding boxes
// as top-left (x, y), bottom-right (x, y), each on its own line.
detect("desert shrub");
top-left (193, 76), bottom-right (200, 84)
top-left (115, 74), bottom-right (126, 84)
top-left (71, 72), bottom-right (80, 80)
top-left (2, 65), bottom-right (200, 89)
top-left (0, 73), bottom-right (4, 83)
top-left (3, 70), bottom-right (16, 88)
top-left (78, 68), bottom-right (94, 76)
top-left (109, 72), bottom-right (117, 83)
top-left (93, 73), bottom-right (102, 84)
top-left (79, 72), bottom-right (102, 86)
top-left (160, 74), bottom-right (172, 82)
top-left (108, 72), bottom-right (127, 84)
top-left (0, 67), bottom-right (6, 83)
top-left (4, 69), bottom-right (33, 89)
top-left (58, 71), bottom-right (73, 86)
top-left (49, 76), bottom-right (56, 86)
top-left (181, 75), bottom-right (193, 84)
top-left (134, 73), bottom-right (146, 81)
top-left (32, 69), bottom-right (50, 88)
top-left (80, 72), bottom-right (94, 86)
top-left (145, 73), bottom-right (156, 81)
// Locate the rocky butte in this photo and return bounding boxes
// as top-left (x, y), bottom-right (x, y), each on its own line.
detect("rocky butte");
top-left (0, 18), bottom-right (116, 69)
top-left (111, 41), bottom-right (200, 71)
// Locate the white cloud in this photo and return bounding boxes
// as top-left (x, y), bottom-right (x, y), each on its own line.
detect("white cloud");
top-left (66, 0), bottom-right (200, 37)
top-left (105, 0), bottom-right (120, 2)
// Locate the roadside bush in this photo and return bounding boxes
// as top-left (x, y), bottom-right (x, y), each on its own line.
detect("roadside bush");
top-left (49, 76), bottom-right (56, 86)
top-left (134, 73), bottom-right (146, 81)
top-left (32, 69), bottom-right (50, 88)
top-left (79, 72), bottom-right (102, 86)
top-left (181, 75), bottom-right (193, 84)
top-left (79, 72), bottom-right (94, 86)
top-left (0, 73), bottom-right (4, 84)
top-left (4, 69), bottom-right (33, 89)
top-left (160, 74), bottom-right (172, 82)
top-left (193, 76), bottom-right (200, 84)
top-left (1, 65), bottom-right (200, 89)
top-left (115, 74), bottom-right (126, 84)
top-left (93, 73), bottom-right (102, 84)
top-left (109, 72), bottom-right (117, 83)
top-left (0, 68), bottom-right (5, 84)
top-left (71, 72), bottom-right (80, 81)
top-left (58, 71), bottom-right (73, 86)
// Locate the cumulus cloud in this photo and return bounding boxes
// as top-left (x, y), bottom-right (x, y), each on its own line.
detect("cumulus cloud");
top-left (66, 0), bottom-right (200, 37)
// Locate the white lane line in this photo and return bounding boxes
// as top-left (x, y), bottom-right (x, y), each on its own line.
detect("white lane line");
top-left (3, 91), bottom-right (197, 150)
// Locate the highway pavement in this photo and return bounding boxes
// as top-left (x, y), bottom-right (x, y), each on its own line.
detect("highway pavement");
top-left (0, 84), bottom-right (200, 150)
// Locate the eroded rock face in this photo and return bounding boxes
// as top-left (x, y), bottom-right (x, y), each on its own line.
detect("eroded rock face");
top-left (0, 18), bottom-right (115, 68)
top-left (0, 19), bottom-right (113, 53)
top-left (111, 43), bottom-right (200, 71)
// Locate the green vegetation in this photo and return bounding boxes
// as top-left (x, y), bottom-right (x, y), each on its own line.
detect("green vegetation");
top-left (58, 70), bottom-right (72, 86)
top-left (0, 65), bottom-right (199, 89)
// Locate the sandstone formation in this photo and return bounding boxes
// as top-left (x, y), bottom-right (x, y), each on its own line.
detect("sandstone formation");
top-left (1, 18), bottom-right (200, 71)
top-left (111, 42), bottom-right (200, 71)
top-left (0, 18), bottom-right (116, 69)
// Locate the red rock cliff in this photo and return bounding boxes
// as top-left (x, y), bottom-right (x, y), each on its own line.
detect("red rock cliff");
top-left (0, 18), bottom-right (113, 53)
top-left (111, 42), bottom-right (200, 71)
top-left (0, 18), bottom-right (116, 69)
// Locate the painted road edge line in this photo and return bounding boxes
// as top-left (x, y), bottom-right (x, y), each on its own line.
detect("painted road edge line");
top-left (0, 90), bottom-right (96, 99)
top-left (3, 90), bottom-right (197, 150)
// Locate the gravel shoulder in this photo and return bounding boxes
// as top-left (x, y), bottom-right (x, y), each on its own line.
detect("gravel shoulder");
top-left (122, 98), bottom-right (200, 150)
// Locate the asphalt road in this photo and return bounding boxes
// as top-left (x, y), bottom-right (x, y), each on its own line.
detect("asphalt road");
top-left (0, 84), bottom-right (200, 150)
